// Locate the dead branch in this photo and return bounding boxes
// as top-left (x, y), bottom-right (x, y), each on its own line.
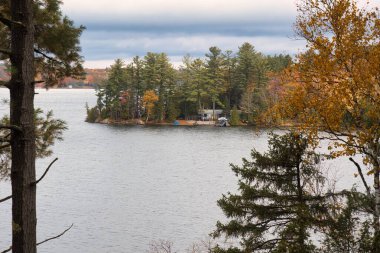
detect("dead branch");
top-left (30, 157), bottom-right (58, 186)
top-left (0, 245), bottom-right (11, 253)
top-left (1, 158), bottom-right (58, 203)
top-left (349, 157), bottom-right (371, 196)
top-left (0, 195), bottom-right (11, 204)
top-left (34, 48), bottom-right (62, 64)
top-left (32, 80), bottom-right (45, 84)
top-left (37, 224), bottom-right (74, 246)
top-left (1, 224), bottom-right (74, 253)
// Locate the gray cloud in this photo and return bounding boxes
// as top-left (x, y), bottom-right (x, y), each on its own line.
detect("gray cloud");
top-left (61, 0), bottom-right (301, 68)
top-left (82, 20), bottom-right (294, 37)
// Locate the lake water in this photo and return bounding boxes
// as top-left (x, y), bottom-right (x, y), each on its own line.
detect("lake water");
top-left (0, 89), bottom-right (366, 252)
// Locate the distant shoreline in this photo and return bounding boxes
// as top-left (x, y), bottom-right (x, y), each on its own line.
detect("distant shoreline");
top-left (92, 118), bottom-right (235, 127)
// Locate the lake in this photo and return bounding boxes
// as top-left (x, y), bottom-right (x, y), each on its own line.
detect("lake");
top-left (0, 88), bottom-right (366, 252)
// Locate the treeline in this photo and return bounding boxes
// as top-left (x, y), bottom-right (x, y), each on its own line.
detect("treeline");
top-left (86, 42), bottom-right (292, 124)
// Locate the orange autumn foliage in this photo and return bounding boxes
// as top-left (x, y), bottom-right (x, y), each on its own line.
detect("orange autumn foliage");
top-left (142, 90), bottom-right (159, 122)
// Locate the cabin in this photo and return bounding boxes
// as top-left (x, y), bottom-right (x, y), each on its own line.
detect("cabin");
top-left (198, 109), bottom-right (224, 121)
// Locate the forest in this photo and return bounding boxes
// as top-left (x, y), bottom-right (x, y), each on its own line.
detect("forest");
top-left (86, 43), bottom-right (292, 125)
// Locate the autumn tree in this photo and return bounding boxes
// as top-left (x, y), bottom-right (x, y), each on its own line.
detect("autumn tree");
top-left (276, 0), bottom-right (380, 250)
top-left (0, 0), bottom-right (83, 252)
top-left (142, 90), bottom-right (159, 123)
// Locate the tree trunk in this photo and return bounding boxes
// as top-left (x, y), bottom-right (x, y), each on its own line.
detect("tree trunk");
top-left (374, 169), bottom-right (380, 252)
top-left (10, 0), bottom-right (37, 252)
top-left (212, 99), bottom-right (216, 121)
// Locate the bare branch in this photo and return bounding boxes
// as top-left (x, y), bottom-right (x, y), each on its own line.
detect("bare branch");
top-left (37, 224), bottom-right (74, 246)
top-left (30, 158), bottom-right (58, 186)
top-left (32, 80), bottom-right (45, 84)
top-left (349, 157), bottom-right (371, 196)
top-left (34, 48), bottom-right (62, 64)
top-left (0, 195), bottom-right (11, 204)
top-left (1, 224), bottom-right (74, 253)
top-left (1, 158), bottom-right (59, 203)
top-left (0, 245), bottom-right (11, 253)
top-left (0, 124), bottom-right (22, 132)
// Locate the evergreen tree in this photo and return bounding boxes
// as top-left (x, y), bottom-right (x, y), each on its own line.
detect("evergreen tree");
top-left (223, 50), bottom-right (237, 113)
top-left (229, 106), bottom-right (240, 126)
top-left (189, 58), bottom-right (208, 113)
top-left (205, 46), bottom-right (226, 119)
top-left (100, 59), bottom-right (128, 119)
top-left (128, 56), bottom-right (144, 119)
top-left (0, 0), bottom-right (85, 86)
top-left (236, 43), bottom-right (269, 123)
top-left (0, 109), bottom-right (66, 180)
top-left (0, 0), bottom-right (83, 251)
top-left (235, 42), bottom-right (257, 92)
top-left (320, 190), bottom-right (374, 253)
top-left (178, 55), bottom-right (197, 118)
top-left (213, 132), bottom-right (327, 252)
top-left (267, 54), bottom-right (292, 72)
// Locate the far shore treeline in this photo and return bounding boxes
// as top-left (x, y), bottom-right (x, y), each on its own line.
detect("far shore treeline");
top-left (86, 42), bottom-right (292, 125)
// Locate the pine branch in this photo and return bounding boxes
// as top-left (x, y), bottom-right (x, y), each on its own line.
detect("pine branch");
top-left (0, 13), bottom-right (25, 28)
top-left (0, 124), bottom-right (22, 132)
top-left (0, 143), bottom-right (10, 149)
top-left (0, 81), bottom-right (10, 88)
top-left (1, 224), bottom-right (74, 253)
top-left (0, 133), bottom-right (11, 143)
top-left (0, 48), bottom-right (11, 56)
top-left (30, 158), bottom-right (58, 186)
top-left (0, 14), bottom-right (12, 28)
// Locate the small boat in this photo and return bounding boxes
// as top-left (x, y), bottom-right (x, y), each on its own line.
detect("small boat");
top-left (217, 117), bottom-right (229, 127)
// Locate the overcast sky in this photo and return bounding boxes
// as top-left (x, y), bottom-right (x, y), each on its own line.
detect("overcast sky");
top-left (59, 0), bottom-right (377, 68)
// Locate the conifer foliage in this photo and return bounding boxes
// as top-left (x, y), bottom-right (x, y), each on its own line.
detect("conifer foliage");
top-left (212, 132), bottom-right (326, 252)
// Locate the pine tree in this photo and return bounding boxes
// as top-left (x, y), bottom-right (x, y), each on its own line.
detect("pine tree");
top-left (0, 1), bottom-right (83, 251)
top-left (205, 46), bottom-right (226, 119)
top-left (213, 132), bottom-right (327, 252)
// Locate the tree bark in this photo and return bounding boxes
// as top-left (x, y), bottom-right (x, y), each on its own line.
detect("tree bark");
top-left (9, 0), bottom-right (37, 252)
top-left (374, 168), bottom-right (380, 252)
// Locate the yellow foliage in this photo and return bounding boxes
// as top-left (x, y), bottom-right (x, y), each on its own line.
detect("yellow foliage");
top-left (275, 0), bottom-right (380, 172)
top-left (142, 90), bottom-right (159, 121)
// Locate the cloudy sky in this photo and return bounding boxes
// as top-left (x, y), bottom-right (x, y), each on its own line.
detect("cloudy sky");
top-left (59, 0), bottom-right (374, 68)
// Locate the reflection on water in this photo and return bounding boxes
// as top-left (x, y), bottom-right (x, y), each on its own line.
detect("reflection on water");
top-left (0, 89), bottom-right (365, 252)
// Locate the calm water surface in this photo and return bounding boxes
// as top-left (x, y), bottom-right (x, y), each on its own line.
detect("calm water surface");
top-left (0, 88), bottom-right (365, 252)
